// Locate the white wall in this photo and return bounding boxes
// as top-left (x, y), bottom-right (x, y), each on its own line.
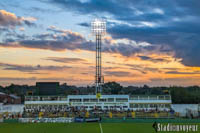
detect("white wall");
top-left (0, 104), bottom-right (24, 113)
top-left (171, 104), bottom-right (199, 117)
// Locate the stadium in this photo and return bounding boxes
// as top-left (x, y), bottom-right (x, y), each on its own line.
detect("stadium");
top-left (1, 85), bottom-right (200, 133)
top-left (0, 19), bottom-right (200, 133)
top-left (21, 19), bottom-right (173, 124)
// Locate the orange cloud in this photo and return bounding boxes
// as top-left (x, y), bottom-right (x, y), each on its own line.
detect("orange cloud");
top-left (0, 10), bottom-right (36, 27)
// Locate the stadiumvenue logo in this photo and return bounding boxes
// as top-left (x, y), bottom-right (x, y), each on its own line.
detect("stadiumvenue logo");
top-left (152, 122), bottom-right (198, 132)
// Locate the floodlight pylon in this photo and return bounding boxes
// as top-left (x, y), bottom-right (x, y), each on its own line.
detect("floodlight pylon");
top-left (91, 19), bottom-right (106, 98)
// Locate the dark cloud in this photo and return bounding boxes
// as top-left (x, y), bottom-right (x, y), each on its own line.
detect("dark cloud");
top-left (162, 68), bottom-right (179, 71)
top-left (43, 57), bottom-right (87, 63)
top-left (23, 20), bottom-right (36, 27)
top-left (166, 71), bottom-right (200, 75)
top-left (0, 77), bottom-right (37, 81)
top-left (104, 71), bottom-right (133, 77)
top-left (0, 77), bottom-right (70, 82)
top-left (47, 26), bottom-right (68, 33)
top-left (108, 23), bottom-right (200, 67)
top-left (0, 28), bottom-right (96, 51)
top-left (138, 55), bottom-right (171, 63)
top-left (0, 26), bottom-right (156, 57)
top-left (5, 32), bottom-right (29, 40)
top-left (47, 0), bottom-right (200, 67)
top-left (106, 1), bottom-right (200, 67)
top-left (33, 33), bottom-right (54, 40)
top-left (102, 41), bottom-right (153, 57)
top-left (48, 0), bottom-right (200, 23)
top-left (29, 7), bottom-right (62, 14)
top-left (49, 0), bottom-right (133, 16)
top-left (26, 72), bottom-right (49, 75)
top-left (77, 22), bottom-right (90, 27)
top-left (0, 27), bottom-right (9, 32)
top-left (127, 64), bottom-right (160, 74)
top-left (0, 62), bottom-right (71, 72)
top-left (105, 61), bottom-right (161, 74)
top-left (3, 0), bottom-right (200, 67)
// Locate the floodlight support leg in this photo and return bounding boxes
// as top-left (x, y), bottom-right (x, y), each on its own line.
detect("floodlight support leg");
top-left (95, 34), bottom-right (102, 96)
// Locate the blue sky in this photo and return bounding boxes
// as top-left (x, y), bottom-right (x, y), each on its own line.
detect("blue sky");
top-left (0, 0), bottom-right (200, 86)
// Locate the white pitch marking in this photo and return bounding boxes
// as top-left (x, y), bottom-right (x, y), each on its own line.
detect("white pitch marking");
top-left (99, 123), bottom-right (103, 133)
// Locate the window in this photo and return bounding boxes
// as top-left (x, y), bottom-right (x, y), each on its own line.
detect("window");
top-left (138, 104), bottom-right (144, 108)
top-left (149, 96), bottom-right (157, 100)
top-left (143, 104), bottom-right (148, 108)
top-left (107, 98), bottom-right (114, 102)
top-left (83, 99), bottom-right (89, 102)
top-left (139, 96), bottom-right (148, 100)
top-left (33, 96), bottom-right (39, 101)
top-left (60, 97), bottom-right (67, 101)
top-left (150, 104), bottom-right (154, 108)
top-left (165, 96), bottom-right (171, 100)
top-left (130, 96), bottom-right (139, 100)
top-left (99, 99), bottom-right (106, 102)
top-left (158, 96), bottom-right (165, 100)
top-left (90, 99), bottom-right (98, 102)
top-left (116, 98), bottom-right (128, 102)
top-left (69, 99), bottom-right (81, 102)
top-left (129, 103), bottom-right (138, 108)
top-left (25, 97), bottom-right (31, 101)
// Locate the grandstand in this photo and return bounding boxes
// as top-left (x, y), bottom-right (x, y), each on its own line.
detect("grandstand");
top-left (22, 94), bottom-right (173, 119)
top-left (24, 94), bottom-right (171, 111)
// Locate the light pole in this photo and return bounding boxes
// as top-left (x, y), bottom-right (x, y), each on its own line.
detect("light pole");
top-left (91, 18), bottom-right (106, 98)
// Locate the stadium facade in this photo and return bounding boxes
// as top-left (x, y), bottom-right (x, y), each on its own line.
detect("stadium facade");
top-left (25, 94), bottom-right (171, 111)
top-left (24, 19), bottom-right (171, 112)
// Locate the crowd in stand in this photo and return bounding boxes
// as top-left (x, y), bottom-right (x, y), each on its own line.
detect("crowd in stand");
top-left (21, 105), bottom-right (175, 118)
top-left (0, 113), bottom-right (22, 119)
top-left (0, 103), bottom-right (179, 119)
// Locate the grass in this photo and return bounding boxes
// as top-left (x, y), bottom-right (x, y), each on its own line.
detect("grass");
top-left (0, 122), bottom-right (199, 133)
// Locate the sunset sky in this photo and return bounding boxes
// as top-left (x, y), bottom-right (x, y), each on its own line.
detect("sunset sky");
top-left (0, 0), bottom-right (200, 86)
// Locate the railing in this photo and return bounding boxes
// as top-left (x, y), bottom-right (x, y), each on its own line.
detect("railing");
top-left (129, 95), bottom-right (171, 100)
top-left (25, 96), bottom-right (67, 101)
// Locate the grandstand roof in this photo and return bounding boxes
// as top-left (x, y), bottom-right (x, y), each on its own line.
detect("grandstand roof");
top-left (68, 95), bottom-right (129, 99)
top-left (25, 101), bottom-right (67, 105)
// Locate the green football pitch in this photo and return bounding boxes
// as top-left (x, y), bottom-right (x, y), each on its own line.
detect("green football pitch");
top-left (0, 123), bottom-right (199, 133)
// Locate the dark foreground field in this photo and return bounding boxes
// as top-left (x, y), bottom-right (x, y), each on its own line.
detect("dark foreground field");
top-left (0, 123), bottom-right (199, 133)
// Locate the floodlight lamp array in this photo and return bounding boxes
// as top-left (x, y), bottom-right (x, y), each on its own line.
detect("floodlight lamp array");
top-left (91, 18), bottom-right (106, 36)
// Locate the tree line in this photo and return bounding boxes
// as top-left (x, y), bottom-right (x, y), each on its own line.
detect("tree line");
top-left (0, 82), bottom-right (200, 104)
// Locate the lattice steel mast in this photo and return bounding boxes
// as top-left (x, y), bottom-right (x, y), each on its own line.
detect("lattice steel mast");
top-left (91, 19), bottom-right (106, 98)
